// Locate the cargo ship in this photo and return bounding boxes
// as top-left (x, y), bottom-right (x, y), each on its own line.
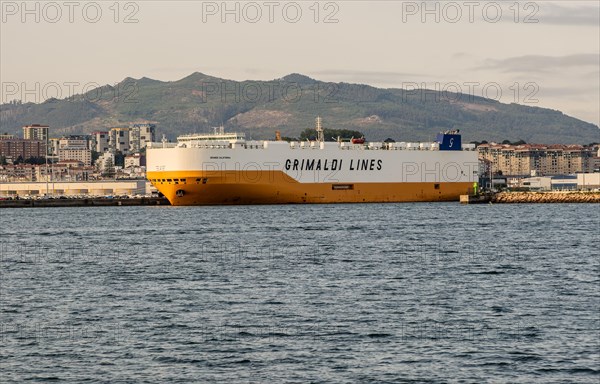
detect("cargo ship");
top-left (147, 118), bottom-right (479, 206)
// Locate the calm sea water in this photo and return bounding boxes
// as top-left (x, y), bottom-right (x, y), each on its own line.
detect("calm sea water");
top-left (1, 203), bottom-right (598, 383)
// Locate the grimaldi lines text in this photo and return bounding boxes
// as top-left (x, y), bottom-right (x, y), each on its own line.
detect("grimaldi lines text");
top-left (146, 125), bottom-right (478, 206)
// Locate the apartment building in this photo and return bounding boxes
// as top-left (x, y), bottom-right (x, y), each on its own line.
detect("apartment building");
top-left (478, 143), bottom-right (597, 176)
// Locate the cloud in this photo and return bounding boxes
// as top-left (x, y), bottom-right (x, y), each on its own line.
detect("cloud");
top-left (478, 54), bottom-right (600, 74)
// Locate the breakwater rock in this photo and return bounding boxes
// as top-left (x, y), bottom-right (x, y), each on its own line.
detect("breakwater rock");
top-left (492, 191), bottom-right (600, 204)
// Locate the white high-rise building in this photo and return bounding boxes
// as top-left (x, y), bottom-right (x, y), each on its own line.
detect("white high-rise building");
top-left (129, 123), bottom-right (156, 152)
top-left (109, 124), bottom-right (156, 154)
top-left (91, 131), bottom-right (110, 153)
top-left (109, 128), bottom-right (131, 154)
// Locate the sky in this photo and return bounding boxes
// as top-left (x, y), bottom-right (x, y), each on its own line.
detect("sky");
top-left (1, 0), bottom-right (599, 127)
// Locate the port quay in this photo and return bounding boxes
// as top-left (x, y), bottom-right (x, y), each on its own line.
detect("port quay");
top-left (0, 180), bottom-right (170, 207)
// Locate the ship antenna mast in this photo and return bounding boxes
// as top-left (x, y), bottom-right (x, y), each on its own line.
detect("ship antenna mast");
top-left (315, 116), bottom-right (324, 143)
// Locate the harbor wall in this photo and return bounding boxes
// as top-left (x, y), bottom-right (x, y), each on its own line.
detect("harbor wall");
top-left (492, 191), bottom-right (600, 203)
top-left (0, 181), bottom-right (152, 197)
top-left (0, 197), bottom-right (169, 208)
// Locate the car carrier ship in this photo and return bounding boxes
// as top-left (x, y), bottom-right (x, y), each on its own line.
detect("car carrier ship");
top-left (147, 117), bottom-right (479, 206)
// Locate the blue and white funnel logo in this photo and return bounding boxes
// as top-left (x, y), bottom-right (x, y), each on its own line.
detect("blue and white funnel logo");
top-left (436, 132), bottom-right (462, 151)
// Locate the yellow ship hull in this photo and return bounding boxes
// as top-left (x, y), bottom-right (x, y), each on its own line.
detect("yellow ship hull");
top-left (148, 171), bottom-right (473, 206)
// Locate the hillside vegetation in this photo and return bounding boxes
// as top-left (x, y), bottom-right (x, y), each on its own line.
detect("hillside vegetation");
top-left (1, 73), bottom-right (598, 144)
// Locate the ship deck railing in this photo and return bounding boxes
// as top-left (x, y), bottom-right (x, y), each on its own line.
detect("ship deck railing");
top-left (149, 141), bottom-right (477, 151)
top-left (177, 133), bottom-right (246, 140)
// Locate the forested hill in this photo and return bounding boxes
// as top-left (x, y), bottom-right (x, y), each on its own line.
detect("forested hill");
top-left (1, 72), bottom-right (598, 144)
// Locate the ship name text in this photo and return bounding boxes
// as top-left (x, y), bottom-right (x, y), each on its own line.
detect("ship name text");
top-left (285, 159), bottom-right (383, 172)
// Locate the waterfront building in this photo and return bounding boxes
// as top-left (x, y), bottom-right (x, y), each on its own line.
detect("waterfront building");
top-left (59, 136), bottom-right (88, 150)
top-left (124, 153), bottom-right (145, 168)
top-left (129, 123), bottom-right (156, 152)
top-left (511, 174), bottom-right (598, 191)
top-left (109, 127), bottom-right (131, 153)
top-left (478, 143), bottom-right (597, 176)
top-left (91, 131), bottom-right (110, 153)
top-left (22, 124), bottom-right (49, 142)
top-left (0, 164), bottom-right (38, 181)
top-left (0, 138), bottom-right (47, 162)
top-left (48, 138), bottom-right (60, 156)
top-left (578, 173), bottom-right (600, 190)
top-left (0, 180), bottom-right (150, 197)
top-left (56, 135), bottom-right (92, 166)
top-left (58, 149), bottom-right (92, 166)
top-left (96, 152), bottom-right (115, 172)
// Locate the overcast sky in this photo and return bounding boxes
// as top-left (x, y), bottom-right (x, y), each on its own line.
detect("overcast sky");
top-left (1, 0), bottom-right (599, 127)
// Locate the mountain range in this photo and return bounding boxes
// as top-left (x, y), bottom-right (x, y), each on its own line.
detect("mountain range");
top-left (1, 72), bottom-right (598, 144)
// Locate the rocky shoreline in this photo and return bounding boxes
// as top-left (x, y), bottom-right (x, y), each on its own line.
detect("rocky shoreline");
top-left (492, 191), bottom-right (600, 204)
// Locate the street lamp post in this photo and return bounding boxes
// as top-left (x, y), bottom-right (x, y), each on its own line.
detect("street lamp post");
top-left (490, 159), bottom-right (493, 191)
top-left (45, 135), bottom-right (49, 196)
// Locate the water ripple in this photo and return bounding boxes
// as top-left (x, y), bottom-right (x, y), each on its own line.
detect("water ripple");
top-left (1, 203), bottom-right (598, 383)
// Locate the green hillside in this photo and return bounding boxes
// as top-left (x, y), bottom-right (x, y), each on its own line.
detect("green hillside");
top-left (1, 72), bottom-right (598, 144)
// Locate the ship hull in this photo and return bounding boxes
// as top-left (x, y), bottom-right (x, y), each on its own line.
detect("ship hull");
top-left (147, 138), bottom-right (478, 206)
top-left (147, 170), bottom-right (474, 206)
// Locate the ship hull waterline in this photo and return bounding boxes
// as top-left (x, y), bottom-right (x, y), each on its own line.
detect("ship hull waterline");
top-left (148, 171), bottom-right (473, 206)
